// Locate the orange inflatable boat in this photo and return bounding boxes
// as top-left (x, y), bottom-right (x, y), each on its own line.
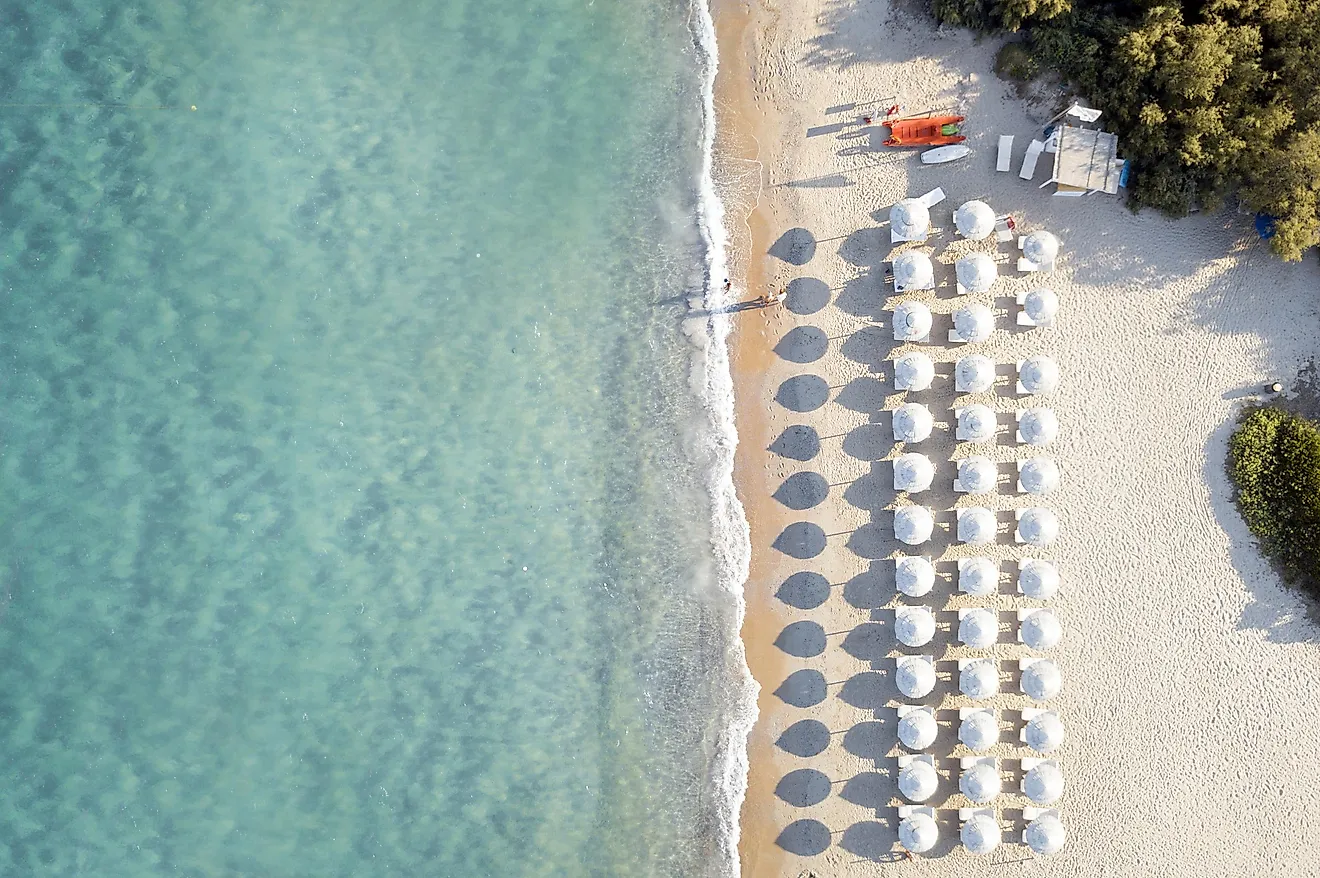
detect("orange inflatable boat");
top-left (883, 115), bottom-right (967, 147)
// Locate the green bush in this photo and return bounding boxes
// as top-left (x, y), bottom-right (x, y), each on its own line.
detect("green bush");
top-left (995, 42), bottom-right (1040, 82)
top-left (1228, 406), bottom-right (1320, 591)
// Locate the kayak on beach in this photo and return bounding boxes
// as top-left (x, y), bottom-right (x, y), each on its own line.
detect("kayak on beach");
top-left (921, 144), bottom-right (972, 164)
top-left (884, 114), bottom-right (967, 146)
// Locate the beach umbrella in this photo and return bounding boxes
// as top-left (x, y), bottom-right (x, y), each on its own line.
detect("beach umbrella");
top-left (1018, 559), bottom-right (1060, 599)
top-left (1025, 813), bottom-right (1066, 855)
top-left (955, 200), bottom-right (996, 240)
top-left (893, 300), bottom-right (933, 340)
top-left (899, 812), bottom-right (939, 853)
top-left (957, 456), bottom-right (996, 493)
top-left (893, 403), bottom-right (934, 442)
top-left (959, 711), bottom-right (998, 751)
top-left (1017, 508), bottom-right (1060, 547)
top-left (894, 506), bottom-right (935, 545)
top-left (958, 405), bottom-right (996, 442)
top-left (898, 709), bottom-right (938, 750)
top-left (961, 813), bottom-right (1001, 855)
top-left (898, 760), bottom-right (939, 802)
top-left (1021, 659), bottom-right (1062, 700)
top-left (1025, 712), bottom-right (1066, 754)
top-left (896, 606), bottom-right (937, 647)
top-left (891, 199), bottom-right (931, 240)
top-left (1023, 762), bottom-right (1065, 804)
top-left (959, 762), bottom-right (1001, 803)
top-left (894, 453), bottom-right (936, 493)
top-left (956, 253), bottom-right (998, 293)
top-left (953, 304), bottom-right (994, 343)
top-left (894, 351), bottom-right (935, 391)
top-left (1024, 288), bottom-right (1059, 325)
top-left (958, 608), bottom-right (998, 648)
top-left (896, 555), bottom-right (936, 597)
top-left (1021, 609), bottom-right (1062, 650)
top-left (897, 657), bottom-right (937, 698)
top-left (959, 659), bottom-right (999, 699)
top-left (1022, 230), bottom-right (1060, 266)
top-left (893, 251), bottom-right (935, 290)
top-left (958, 507), bottom-right (996, 544)
top-left (1019, 356), bottom-right (1060, 395)
top-left (955, 354), bottom-right (996, 393)
top-left (1018, 408), bottom-right (1058, 446)
top-left (960, 557), bottom-right (998, 596)
top-left (1019, 458), bottom-right (1060, 495)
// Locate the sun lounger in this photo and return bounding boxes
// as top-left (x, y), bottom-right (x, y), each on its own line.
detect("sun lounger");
top-left (918, 187), bottom-right (947, 208)
top-left (959, 806), bottom-right (995, 822)
top-left (1016, 290), bottom-right (1043, 326)
top-left (898, 804), bottom-right (936, 820)
top-left (1019, 139), bottom-right (1045, 181)
top-left (997, 135), bottom-right (1014, 172)
top-left (898, 752), bottom-right (936, 770)
top-left (960, 754), bottom-right (996, 771)
top-left (1022, 806), bottom-right (1059, 822)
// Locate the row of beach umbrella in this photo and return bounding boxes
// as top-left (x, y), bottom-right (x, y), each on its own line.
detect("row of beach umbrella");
top-left (889, 233), bottom-right (1060, 294)
top-left (898, 759), bottom-right (1064, 805)
top-left (900, 808), bottom-right (1066, 856)
top-left (896, 555), bottom-right (1058, 599)
top-left (894, 350), bottom-right (1059, 393)
top-left (892, 453), bottom-right (1059, 494)
top-left (893, 505), bottom-right (1059, 547)
top-left (896, 656), bottom-right (1062, 701)
top-left (898, 709), bottom-right (1065, 754)
top-left (894, 606), bottom-right (1061, 650)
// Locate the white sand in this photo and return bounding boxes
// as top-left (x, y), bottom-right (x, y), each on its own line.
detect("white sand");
top-left (729, 0), bottom-right (1320, 873)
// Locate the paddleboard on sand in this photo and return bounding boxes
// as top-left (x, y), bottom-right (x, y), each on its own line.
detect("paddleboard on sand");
top-left (921, 144), bottom-right (972, 164)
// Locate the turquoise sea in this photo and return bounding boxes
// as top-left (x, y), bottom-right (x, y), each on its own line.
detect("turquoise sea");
top-left (0, 1), bottom-right (752, 875)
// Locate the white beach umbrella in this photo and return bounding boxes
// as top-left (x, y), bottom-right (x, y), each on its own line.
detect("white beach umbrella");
top-left (958, 507), bottom-right (996, 544)
top-left (958, 405), bottom-right (996, 442)
top-left (1018, 408), bottom-right (1059, 446)
top-left (959, 711), bottom-right (999, 751)
top-left (1017, 508), bottom-right (1060, 547)
top-left (1024, 288), bottom-right (1059, 325)
top-left (1023, 762), bottom-right (1065, 804)
top-left (894, 351), bottom-right (936, 391)
top-left (895, 506), bottom-right (935, 545)
top-left (955, 354), bottom-right (996, 393)
top-left (1022, 230), bottom-right (1060, 266)
top-left (957, 456), bottom-right (996, 493)
top-left (960, 763), bottom-right (1001, 803)
top-left (958, 608), bottom-right (998, 648)
top-left (953, 304), bottom-right (994, 342)
top-left (896, 556), bottom-right (936, 597)
top-left (1025, 813), bottom-right (1066, 855)
top-left (1025, 713), bottom-right (1066, 754)
top-left (891, 199), bottom-right (931, 240)
top-left (897, 657), bottom-right (937, 698)
top-left (1021, 609), bottom-right (1062, 650)
top-left (898, 709), bottom-right (938, 750)
top-left (1019, 458), bottom-right (1060, 495)
top-left (893, 403), bottom-right (934, 442)
top-left (1019, 356), bottom-right (1060, 395)
top-left (893, 251), bottom-right (935, 291)
top-left (961, 813), bottom-right (1001, 855)
top-left (893, 300), bottom-right (933, 340)
top-left (960, 659), bottom-right (999, 699)
top-left (899, 812), bottom-right (939, 853)
top-left (960, 558), bottom-right (998, 596)
top-left (956, 253), bottom-right (998, 293)
top-left (896, 606), bottom-right (937, 647)
top-left (1018, 559), bottom-right (1060, 599)
top-left (894, 453), bottom-right (936, 493)
top-left (955, 200), bottom-right (996, 240)
top-left (1021, 659), bottom-right (1062, 701)
top-left (899, 760), bottom-right (939, 802)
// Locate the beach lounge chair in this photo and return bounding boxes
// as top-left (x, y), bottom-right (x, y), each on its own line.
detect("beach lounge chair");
top-left (1019, 139), bottom-right (1045, 181)
top-left (918, 187), bottom-right (947, 208)
top-left (1022, 806), bottom-right (1060, 821)
top-left (898, 804), bottom-right (936, 820)
top-left (997, 135), bottom-right (1014, 172)
top-left (994, 217), bottom-right (1015, 243)
top-left (898, 752), bottom-right (936, 770)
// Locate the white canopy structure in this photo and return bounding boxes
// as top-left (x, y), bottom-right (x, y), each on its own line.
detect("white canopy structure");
top-left (1019, 458), bottom-right (1060, 495)
top-left (1023, 762), bottom-right (1065, 804)
top-left (893, 251), bottom-right (935, 292)
top-left (961, 813), bottom-right (1001, 855)
top-left (1017, 508), bottom-right (1060, 547)
top-left (891, 199), bottom-right (931, 241)
top-left (1025, 813), bottom-right (1066, 855)
top-left (1021, 609), bottom-right (1062, 650)
top-left (957, 457), bottom-right (996, 493)
top-left (893, 300), bottom-right (933, 341)
top-left (1018, 408), bottom-right (1059, 446)
top-left (899, 811), bottom-right (939, 853)
top-left (1023, 288), bottom-right (1059, 325)
top-left (1022, 230), bottom-right (1060, 267)
top-left (896, 606), bottom-right (937, 647)
top-left (899, 760), bottom-right (939, 802)
top-left (894, 453), bottom-right (936, 493)
top-left (894, 351), bottom-right (936, 391)
top-left (955, 200), bottom-right (996, 240)
top-left (1019, 559), bottom-right (1060, 599)
top-left (896, 556), bottom-right (936, 597)
top-left (897, 657), bottom-right (937, 698)
top-left (955, 354), bottom-right (996, 393)
top-left (957, 405), bottom-right (996, 442)
top-left (960, 659), bottom-right (999, 699)
top-left (958, 507), bottom-right (996, 544)
top-left (958, 608), bottom-right (998, 648)
top-left (898, 708), bottom-right (938, 750)
top-left (960, 763), bottom-right (1002, 803)
top-left (1018, 356), bottom-right (1060, 395)
top-left (953, 304), bottom-right (994, 343)
top-left (1021, 659), bottom-right (1062, 700)
top-left (960, 558), bottom-right (998, 596)
top-left (959, 711), bottom-right (998, 751)
top-left (956, 253), bottom-right (998, 293)
top-left (893, 403), bottom-right (935, 442)
top-left (1025, 712), bottom-right (1065, 753)
top-left (895, 506), bottom-right (935, 545)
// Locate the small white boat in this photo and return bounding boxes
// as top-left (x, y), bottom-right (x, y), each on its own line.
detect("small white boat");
top-left (921, 144), bottom-right (972, 164)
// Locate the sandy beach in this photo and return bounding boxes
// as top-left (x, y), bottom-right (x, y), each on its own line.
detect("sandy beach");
top-left (718, 0), bottom-right (1320, 874)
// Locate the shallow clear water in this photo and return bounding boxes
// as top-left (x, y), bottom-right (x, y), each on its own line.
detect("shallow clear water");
top-left (0, 2), bottom-right (744, 875)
